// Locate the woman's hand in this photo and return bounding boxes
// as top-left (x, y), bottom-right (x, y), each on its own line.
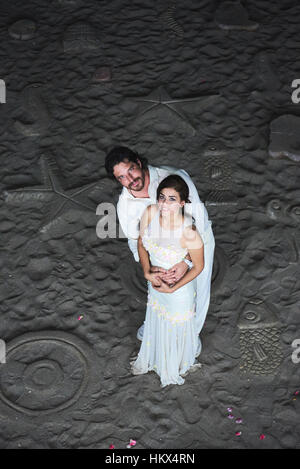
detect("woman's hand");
top-left (144, 271), bottom-right (163, 287)
top-left (149, 265), bottom-right (173, 286)
top-left (152, 279), bottom-right (174, 293)
top-left (160, 260), bottom-right (189, 285)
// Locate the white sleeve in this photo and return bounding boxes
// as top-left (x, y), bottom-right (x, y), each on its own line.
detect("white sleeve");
top-left (117, 197), bottom-right (140, 262)
top-left (128, 238), bottom-right (139, 262)
top-left (117, 198), bottom-right (129, 239)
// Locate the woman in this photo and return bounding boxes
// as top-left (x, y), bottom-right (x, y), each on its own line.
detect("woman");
top-left (131, 175), bottom-right (204, 387)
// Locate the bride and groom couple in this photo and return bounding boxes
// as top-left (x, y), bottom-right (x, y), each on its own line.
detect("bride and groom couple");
top-left (105, 146), bottom-right (215, 387)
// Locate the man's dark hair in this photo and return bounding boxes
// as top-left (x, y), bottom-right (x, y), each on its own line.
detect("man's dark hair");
top-left (105, 146), bottom-right (148, 179)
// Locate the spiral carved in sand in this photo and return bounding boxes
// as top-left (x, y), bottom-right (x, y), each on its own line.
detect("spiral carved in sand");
top-left (159, 1), bottom-right (184, 39)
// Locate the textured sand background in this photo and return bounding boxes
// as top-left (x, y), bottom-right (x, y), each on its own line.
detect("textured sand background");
top-left (0, 0), bottom-right (299, 449)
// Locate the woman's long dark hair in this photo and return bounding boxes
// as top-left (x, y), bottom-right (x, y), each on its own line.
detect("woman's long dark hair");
top-left (156, 175), bottom-right (191, 214)
top-left (157, 175), bottom-right (190, 203)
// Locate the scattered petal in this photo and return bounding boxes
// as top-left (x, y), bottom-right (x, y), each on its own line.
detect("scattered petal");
top-left (78, 315), bottom-right (83, 320)
top-left (228, 414), bottom-right (234, 419)
top-left (109, 444), bottom-right (115, 449)
top-left (235, 431), bottom-right (242, 436)
top-left (259, 434), bottom-right (266, 440)
top-left (227, 407), bottom-right (233, 413)
top-left (126, 444), bottom-right (132, 449)
top-left (294, 391), bottom-right (299, 395)
top-left (235, 418), bottom-right (243, 424)
top-left (130, 439), bottom-right (137, 447)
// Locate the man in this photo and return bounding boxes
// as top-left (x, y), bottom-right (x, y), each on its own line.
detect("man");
top-left (105, 146), bottom-right (215, 340)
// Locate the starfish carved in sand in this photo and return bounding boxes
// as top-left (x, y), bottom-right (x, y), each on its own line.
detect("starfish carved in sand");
top-left (122, 85), bottom-right (219, 135)
top-left (4, 154), bottom-right (101, 233)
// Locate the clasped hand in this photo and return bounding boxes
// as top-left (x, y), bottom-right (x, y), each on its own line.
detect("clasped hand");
top-left (145, 261), bottom-right (189, 293)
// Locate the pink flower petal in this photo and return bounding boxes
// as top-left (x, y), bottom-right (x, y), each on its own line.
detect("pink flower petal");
top-left (235, 431), bottom-right (242, 436)
top-left (259, 434), bottom-right (266, 440)
top-left (109, 444), bottom-right (115, 449)
top-left (130, 439), bottom-right (137, 446)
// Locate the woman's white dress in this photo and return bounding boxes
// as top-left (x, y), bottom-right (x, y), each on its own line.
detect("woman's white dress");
top-left (131, 207), bottom-right (203, 387)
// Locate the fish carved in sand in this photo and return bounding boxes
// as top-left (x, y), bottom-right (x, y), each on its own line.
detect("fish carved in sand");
top-left (238, 299), bottom-right (283, 375)
top-left (14, 84), bottom-right (51, 137)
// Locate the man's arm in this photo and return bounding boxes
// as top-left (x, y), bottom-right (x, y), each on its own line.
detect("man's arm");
top-left (128, 238), bottom-right (139, 262)
top-left (117, 198), bottom-right (140, 262)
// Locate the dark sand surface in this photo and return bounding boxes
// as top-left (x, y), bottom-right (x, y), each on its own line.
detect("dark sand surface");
top-left (0, 0), bottom-right (299, 449)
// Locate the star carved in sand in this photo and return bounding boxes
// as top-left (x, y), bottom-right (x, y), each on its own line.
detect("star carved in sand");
top-left (4, 154), bottom-right (101, 233)
top-left (122, 85), bottom-right (219, 135)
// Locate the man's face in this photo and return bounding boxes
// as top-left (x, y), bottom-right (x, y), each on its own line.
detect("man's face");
top-left (113, 158), bottom-right (145, 191)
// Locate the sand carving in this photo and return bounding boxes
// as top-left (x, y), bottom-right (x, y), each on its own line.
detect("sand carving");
top-left (284, 235), bottom-right (299, 265)
top-left (266, 200), bottom-right (299, 265)
top-left (58, 0), bottom-right (81, 4)
top-left (0, 275), bottom-right (24, 301)
top-left (267, 199), bottom-right (300, 225)
top-left (0, 331), bottom-right (94, 416)
top-left (122, 85), bottom-right (219, 136)
top-left (14, 84), bottom-right (51, 137)
top-left (119, 262), bottom-right (147, 304)
top-left (210, 246), bottom-right (228, 295)
top-left (238, 299), bottom-right (283, 375)
top-left (255, 51), bottom-right (281, 92)
top-left (159, 1), bottom-right (184, 39)
top-left (242, 225), bottom-right (299, 271)
top-left (8, 19), bottom-right (36, 40)
top-left (4, 153), bottom-right (101, 234)
top-left (0, 89), bottom-right (15, 137)
top-left (269, 115), bottom-right (300, 162)
top-left (63, 22), bottom-right (100, 52)
top-left (215, 1), bottom-right (259, 31)
top-left (203, 142), bottom-right (237, 206)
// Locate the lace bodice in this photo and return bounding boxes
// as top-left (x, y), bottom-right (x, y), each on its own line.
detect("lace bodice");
top-left (142, 207), bottom-right (192, 267)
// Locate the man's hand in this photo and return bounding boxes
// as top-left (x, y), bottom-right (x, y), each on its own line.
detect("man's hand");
top-left (145, 271), bottom-right (163, 287)
top-left (149, 265), bottom-right (169, 287)
top-left (150, 265), bottom-right (168, 276)
top-left (152, 279), bottom-right (174, 294)
top-left (160, 260), bottom-right (189, 285)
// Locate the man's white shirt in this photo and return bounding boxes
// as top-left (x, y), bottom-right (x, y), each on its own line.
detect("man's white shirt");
top-left (117, 164), bottom-right (209, 262)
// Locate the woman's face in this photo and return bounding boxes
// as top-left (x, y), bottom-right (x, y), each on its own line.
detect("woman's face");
top-left (158, 187), bottom-right (184, 216)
